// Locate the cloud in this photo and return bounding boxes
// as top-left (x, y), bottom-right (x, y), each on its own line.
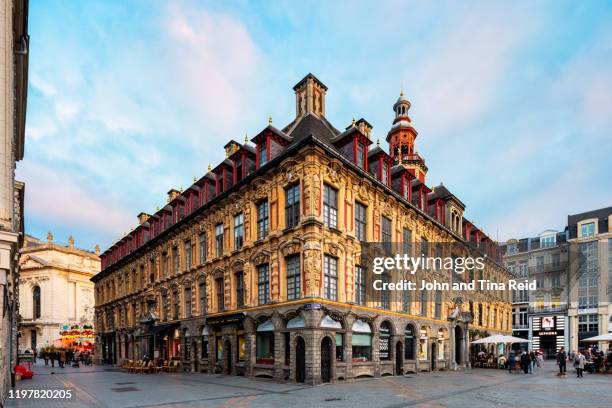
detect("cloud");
top-left (18, 162), bottom-right (133, 239)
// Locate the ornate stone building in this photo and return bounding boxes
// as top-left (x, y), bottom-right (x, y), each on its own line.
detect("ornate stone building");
top-left (18, 234), bottom-right (100, 352)
top-left (92, 74), bottom-right (512, 383)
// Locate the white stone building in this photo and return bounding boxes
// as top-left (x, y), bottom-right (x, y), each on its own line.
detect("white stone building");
top-left (18, 234), bottom-right (100, 352)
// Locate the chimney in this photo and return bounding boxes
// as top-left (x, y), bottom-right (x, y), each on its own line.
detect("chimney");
top-left (167, 189), bottom-right (180, 202)
top-left (137, 212), bottom-right (151, 225)
top-left (293, 73), bottom-right (327, 119)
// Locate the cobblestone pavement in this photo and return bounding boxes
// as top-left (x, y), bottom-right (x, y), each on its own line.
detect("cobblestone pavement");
top-left (6, 362), bottom-right (612, 408)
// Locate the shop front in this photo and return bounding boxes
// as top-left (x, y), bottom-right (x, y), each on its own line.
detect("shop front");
top-left (530, 315), bottom-right (566, 359)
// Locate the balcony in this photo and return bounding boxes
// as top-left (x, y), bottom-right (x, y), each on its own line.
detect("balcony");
top-left (528, 304), bottom-right (568, 314)
top-left (528, 261), bottom-right (568, 275)
top-left (400, 153), bottom-right (425, 164)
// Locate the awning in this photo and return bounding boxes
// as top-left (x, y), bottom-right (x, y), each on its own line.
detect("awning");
top-left (137, 322), bottom-right (179, 337)
top-left (580, 333), bottom-right (612, 342)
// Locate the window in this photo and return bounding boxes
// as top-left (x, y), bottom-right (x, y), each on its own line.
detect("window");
top-left (259, 143), bottom-right (268, 166)
top-left (336, 333), bottom-right (344, 362)
top-left (198, 281), bottom-right (207, 314)
top-left (536, 256), bottom-right (544, 272)
top-left (323, 255), bottom-right (338, 300)
top-left (540, 235), bottom-right (556, 248)
top-left (357, 143), bottom-right (365, 168)
top-left (381, 216), bottom-right (392, 242)
top-left (478, 303), bottom-right (483, 326)
top-left (552, 253), bottom-right (561, 267)
top-left (578, 314), bottom-right (598, 334)
top-left (257, 201), bottom-right (269, 240)
top-left (382, 161), bottom-right (389, 183)
top-left (184, 286), bottom-right (192, 318)
top-left (161, 294), bottom-right (168, 321)
top-left (355, 202), bottom-right (367, 241)
top-left (581, 222), bottom-right (595, 238)
top-left (355, 265), bottom-right (366, 305)
top-left (149, 258), bottom-right (155, 283)
top-left (421, 238), bottom-right (429, 257)
top-left (379, 322), bottom-right (391, 360)
top-left (404, 324), bottom-right (415, 360)
top-left (434, 292), bottom-right (442, 319)
top-left (256, 321), bottom-right (275, 364)
top-left (201, 330), bottom-right (209, 358)
top-left (173, 247), bottom-right (179, 274)
top-left (402, 290), bottom-right (411, 313)
top-left (215, 224), bottom-right (224, 257)
top-left (199, 233), bottom-right (207, 264)
top-left (162, 253), bottom-right (168, 277)
top-left (551, 275), bottom-right (561, 288)
top-left (258, 264), bottom-right (270, 305)
top-left (185, 240), bottom-right (192, 270)
top-left (286, 255), bottom-right (301, 300)
top-left (420, 291), bottom-right (428, 317)
top-left (234, 213), bottom-right (244, 250)
top-left (33, 286), bottom-right (41, 319)
top-left (285, 184), bottom-right (300, 228)
top-left (402, 228), bottom-right (412, 256)
top-left (578, 241), bottom-right (598, 309)
top-left (351, 320), bottom-right (372, 362)
top-left (236, 272), bottom-right (244, 307)
top-left (172, 289), bottom-right (179, 320)
top-left (418, 329), bottom-right (428, 360)
top-left (216, 278), bottom-right (224, 311)
top-left (323, 185), bottom-right (338, 228)
top-left (380, 272), bottom-right (390, 309)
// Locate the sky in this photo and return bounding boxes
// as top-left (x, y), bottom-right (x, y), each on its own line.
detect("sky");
top-left (19, 0), bottom-right (612, 251)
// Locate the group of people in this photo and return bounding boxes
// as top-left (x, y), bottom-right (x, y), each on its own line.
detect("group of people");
top-left (40, 348), bottom-right (93, 368)
top-left (557, 347), bottom-right (612, 377)
top-left (506, 350), bottom-right (543, 374)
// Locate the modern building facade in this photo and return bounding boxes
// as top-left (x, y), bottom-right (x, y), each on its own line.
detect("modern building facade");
top-left (0, 0), bottom-right (28, 402)
top-left (17, 234), bottom-right (100, 352)
top-left (503, 230), bottom-right (569, 357)
top-left (92, 74), bottom-right (512, 384)
top-left (567, 207), bottom-right (612, 353)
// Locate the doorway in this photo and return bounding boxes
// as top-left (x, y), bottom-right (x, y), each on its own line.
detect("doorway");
top-left (431, 342), bottom-right (436, 371)
top-left (224, 340), bottom-right (232, 375)
top-left (321, 337), bottom-right (332, 383)
top-left (395, 341), bottom-right (403, 375)
top-left (193, 341), bottom-right (199, 372)
top-left (454, 326), bottom-right (463, 365)
top-left (296, 337), bottom-right (306, 383)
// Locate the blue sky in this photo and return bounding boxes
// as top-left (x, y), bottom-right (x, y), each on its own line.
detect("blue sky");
top-left (19, 0), bottom-right (612, 251)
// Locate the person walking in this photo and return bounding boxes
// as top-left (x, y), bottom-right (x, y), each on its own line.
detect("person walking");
top-left (520, 352), bottom-right (529, 374)
top-left (576, 351), bottom-right (586, 378)
top-left (508, 352), bottom-right (516, 374)
top-left (43, 350), bottom-right (49, 366)
top-left (59, 349), bottom-right (66, 368)
top-left (50, 350), bottom-right (55, 368)
top-left (529, 350), bottom-right (536, 373)
top-left (557, 347), bottom-right (567, 375)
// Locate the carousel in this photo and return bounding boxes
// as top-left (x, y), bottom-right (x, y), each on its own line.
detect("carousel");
top-left (57, 325), bottom-right (96, 352)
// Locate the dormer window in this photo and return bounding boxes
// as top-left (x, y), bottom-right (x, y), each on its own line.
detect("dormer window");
top-left (382, 161), bottom-right (389, 184)
top-left (540, 235), bottom-right (556, 248)
top-left (403, 177), bottom-right (410, 200)
top-left (356, 143), bottom-right (364, 168)
top-left (260, 143), bottom-right (268, 166)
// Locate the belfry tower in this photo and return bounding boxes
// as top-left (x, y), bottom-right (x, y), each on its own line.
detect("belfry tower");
top-left (386, 92), bottom-right (427, 182)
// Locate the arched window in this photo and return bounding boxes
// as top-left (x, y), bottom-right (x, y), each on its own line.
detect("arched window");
top-left (351, 319), bottom-right (372, 362)
top-left (256, 320), bottom-right (275, 365)
top-left (33, 286), bottom-right (41, 319)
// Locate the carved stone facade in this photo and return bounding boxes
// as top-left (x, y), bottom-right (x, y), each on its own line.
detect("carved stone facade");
top-left (93, 74), bottom-right (512, 383)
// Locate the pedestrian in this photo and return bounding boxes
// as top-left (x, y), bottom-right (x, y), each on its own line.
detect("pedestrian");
top-left (536, 352), bottom-right (543, 368)
top-left (32, 347), bottom-right (37, 364)
top-left (50, 350), bottom-right (55, 368)
top-left (508, 352), bottom-right (516, 374)
top-left (576, 351), bottom-right (586, 378)
top-left (59, 349), bottom-right (66, 368)
top-left (43, 350), bottom-right (49, 366)
top-left (520, 352), bottom-right (529, 374)
top-left (557, 347), bottom-right (567, 375)
top-left (529, 350), bottom-right (536, 373)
